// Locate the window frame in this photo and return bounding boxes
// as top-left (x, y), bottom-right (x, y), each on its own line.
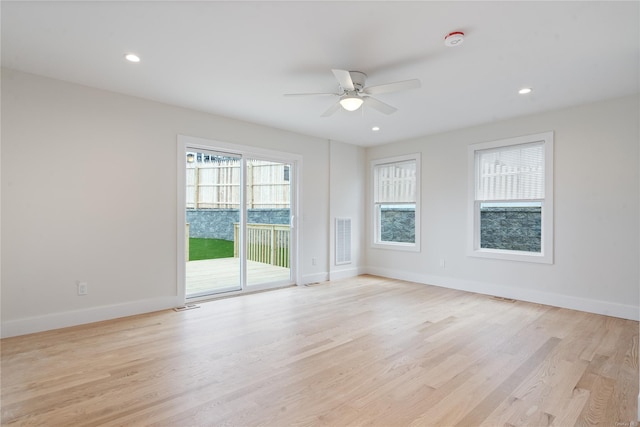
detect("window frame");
top-left (371, 153), bottom-right (421, 252)
top-left (467, 132), bottom-right (554, 264)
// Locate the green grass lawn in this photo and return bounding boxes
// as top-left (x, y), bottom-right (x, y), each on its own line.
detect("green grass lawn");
top-left (189, 238), bottom-right (234, 261)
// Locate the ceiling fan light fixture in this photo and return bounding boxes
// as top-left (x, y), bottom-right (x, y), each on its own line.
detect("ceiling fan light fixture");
top-left (339, 95), bottom-right (364, 112)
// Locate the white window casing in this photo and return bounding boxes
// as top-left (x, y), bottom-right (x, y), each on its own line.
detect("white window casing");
top-left (467, 132), bottom-right (554, 263)
top-left (371, 153), bottom-right (421, 252)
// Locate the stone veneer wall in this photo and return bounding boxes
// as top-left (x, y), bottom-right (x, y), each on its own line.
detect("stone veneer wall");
top-left (186, 208), bottom-right (290, 240)
top-left (380, 208), bottom-right (415, 243)
top-left (480, 206), bottom-right (541, 252)
top-left (188, 206), bottom-right (541, 252)
top-left (377, 206), bottom-right (541, 251)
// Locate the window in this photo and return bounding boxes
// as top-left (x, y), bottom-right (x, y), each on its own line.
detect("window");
top-left (468, 132), bottom-right (553, 263)
top-left (372, 154), bottom-right (420, 251)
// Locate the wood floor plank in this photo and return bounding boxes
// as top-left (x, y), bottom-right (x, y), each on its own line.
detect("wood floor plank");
top-left (450, 337), bottom-right (561, 427)
top-left (1, 275), bottom-right (637, 426)
top-left (549, 387), bottom-right (591, 427)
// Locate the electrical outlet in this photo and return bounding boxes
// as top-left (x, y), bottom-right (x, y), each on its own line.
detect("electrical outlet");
top-left (311, 257), bottom-right (317, 266)
top-left (439, 258), bottom-right (446, 268)
top-left (77, 282), bottom-right (88, 296)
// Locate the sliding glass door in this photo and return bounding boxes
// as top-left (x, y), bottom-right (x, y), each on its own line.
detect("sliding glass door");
top-left (183, 146), bottom-right (295, 299)
top-left (185, 150), bottom-right (242, 297)
top-left (245, 158), bottom-right (292, 287)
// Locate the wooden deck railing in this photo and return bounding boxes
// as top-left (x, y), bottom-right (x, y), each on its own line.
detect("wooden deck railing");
top-left (234, 223), bottom-right (290, 268)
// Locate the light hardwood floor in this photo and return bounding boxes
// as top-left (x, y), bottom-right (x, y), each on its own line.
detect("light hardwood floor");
top-left (1, 276), bottom-right (638, 426)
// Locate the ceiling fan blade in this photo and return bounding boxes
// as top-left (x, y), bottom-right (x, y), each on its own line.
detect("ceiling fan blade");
top-left (321, 101), bottom-right (341, 117)
top-left (363, 79), bottom-right (421, 95)
top-left (284, 92), bottom-right (338, 97)
top-left (331, 69), bottom-right (355, 91)
top-left (364, 97), bottom-right (397, 115)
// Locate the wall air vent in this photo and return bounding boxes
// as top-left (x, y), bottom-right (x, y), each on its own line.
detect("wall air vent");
top-left (335, 218), bottom-right (352, 265)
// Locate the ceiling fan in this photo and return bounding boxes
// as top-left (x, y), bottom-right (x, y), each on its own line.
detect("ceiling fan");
top-left (285, 69), bottom-right (421, 117)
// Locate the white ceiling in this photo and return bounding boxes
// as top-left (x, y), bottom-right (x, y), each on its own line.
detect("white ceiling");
top-left (2, 1), bottom-right (639, 146)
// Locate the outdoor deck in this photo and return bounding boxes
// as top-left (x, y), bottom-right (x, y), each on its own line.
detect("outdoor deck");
top-left (186, 257), bottom-right (291, 296)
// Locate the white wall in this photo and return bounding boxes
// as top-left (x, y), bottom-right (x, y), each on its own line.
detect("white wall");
top-left (2, 68), bottom-right (637, 338)
top-left (365, 95), bottom-right (639, 320)
top-left (1, 69), bottom-right (333, 337)
top-left (329, 140), bottom-right (366, 280)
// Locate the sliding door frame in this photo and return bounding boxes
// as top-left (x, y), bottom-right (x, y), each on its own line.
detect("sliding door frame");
top-left (177, 135), bottom-right (302, 302)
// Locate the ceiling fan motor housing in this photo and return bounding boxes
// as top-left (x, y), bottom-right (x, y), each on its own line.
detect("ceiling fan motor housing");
top-left (345, 71), bottom-right (367, 92)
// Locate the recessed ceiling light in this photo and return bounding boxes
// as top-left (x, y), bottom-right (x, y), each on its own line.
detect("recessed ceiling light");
top-left (124, 53), bottom-right (141, 63)
top-left (518, 87), bottom-right (532, 95)
top-left (372, 126), bottom-right (380, 132)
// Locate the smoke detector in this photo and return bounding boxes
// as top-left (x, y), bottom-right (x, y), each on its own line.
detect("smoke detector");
top-left (444, 31), bottom-right (465, 47)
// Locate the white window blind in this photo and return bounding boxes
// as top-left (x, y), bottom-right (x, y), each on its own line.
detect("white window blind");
top-left (475, 142), bottom-right (544, 201)
top-left (374, 160), bottom-right (416, 203)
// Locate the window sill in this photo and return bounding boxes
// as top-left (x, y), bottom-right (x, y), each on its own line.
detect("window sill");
top-left (372, 242), bottom-right (421, 252)
top-left (468, 248), bottom-right (553, 264)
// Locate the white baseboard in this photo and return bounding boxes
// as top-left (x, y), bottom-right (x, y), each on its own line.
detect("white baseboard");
top-left (3, 270), bottom-right (329, 337)
top-left (5, 269), bottom-right (635, 338)
top-left (300, 272), bottom-right (329, 285)
top-left (363, 266), bottom-right (639, 321)
top-left (1, 296), bottom-right (182, 338)
top-left (329, 267), bottom-right (361, 281)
